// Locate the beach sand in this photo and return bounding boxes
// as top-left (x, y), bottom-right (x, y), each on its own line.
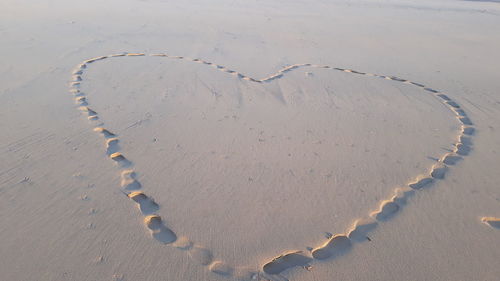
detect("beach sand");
top-left (1, 0), bottom-right (499, 280)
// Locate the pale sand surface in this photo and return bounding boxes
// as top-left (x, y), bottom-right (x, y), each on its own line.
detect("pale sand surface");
top-left (1, 0), bottom-right (500, 280)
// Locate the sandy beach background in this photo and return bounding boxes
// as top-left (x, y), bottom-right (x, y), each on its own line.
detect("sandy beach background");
top-left (1, 0), bottom-right (499, 280)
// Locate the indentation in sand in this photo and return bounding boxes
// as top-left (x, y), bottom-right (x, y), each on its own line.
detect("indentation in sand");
top-left (263, 251), bottom-right (312, 275)
top-left (481, 217), bottom-right (500, 229)
top-left (69, 52), bottom-right (475, 279)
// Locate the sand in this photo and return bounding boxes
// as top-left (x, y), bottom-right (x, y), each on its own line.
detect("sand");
top-left (1, 0), bottom-right (500, 281)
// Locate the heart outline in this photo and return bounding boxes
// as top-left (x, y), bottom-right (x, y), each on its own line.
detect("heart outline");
top-left (69, 52), bottom-right (474, 280)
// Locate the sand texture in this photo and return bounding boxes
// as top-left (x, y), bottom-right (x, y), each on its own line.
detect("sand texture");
top-left (1, 0), bottom-right (500, 281)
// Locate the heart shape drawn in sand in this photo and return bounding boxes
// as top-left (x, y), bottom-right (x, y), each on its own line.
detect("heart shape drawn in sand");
top-left (69, 52), bottom-right (474, 280)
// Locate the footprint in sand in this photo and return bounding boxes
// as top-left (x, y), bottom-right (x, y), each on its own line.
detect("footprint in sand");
top-left (481, 217), bottom-right (500, 229)
top-left (455, 143), bottom-right (471, 156)
top-left (408, 176), bottom-right (434, 190)
top-left (121, 170), bottom-right (142, 191)
top-left (262, 251), bottom-right (312, 275)
top-left (462, 126), bottom-right (475, 136)
top-left (441, 152), bottom-right (462, 165)
top-left (144, 215), bottom-right (177, 244)
top-left (109, 152), bottom-right (132, 167)
top-left (370, 199), bottom-right (400, 221)
top-left (128, 192), bottom-right (159, 215)
top-left (188, 245), bottom-right (214, 266)
top-left (430, 162), bottom-right (448, 179)
top-left (106, 138), bottom-right (120, 155)
top-left (209, 261), bottom-right (233, 276)
top-left (172, 236), bottom-right (193, 250)
top-left (311, 235), bottom-right (352, 260)
top-left (94, 127), bottom-right (116, 138)
top-left (347, 218), bottom-right (378, 242)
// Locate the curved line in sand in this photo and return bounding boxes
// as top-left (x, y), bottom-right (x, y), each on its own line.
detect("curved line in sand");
top-left (69, 52), bottom-right (475, 280)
